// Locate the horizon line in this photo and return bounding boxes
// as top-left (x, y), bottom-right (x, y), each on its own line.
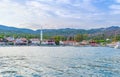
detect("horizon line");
top-left (0, 24), bottom-right (120, 31)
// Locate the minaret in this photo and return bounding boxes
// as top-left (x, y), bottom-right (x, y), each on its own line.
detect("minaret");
top-left (40, 27), bottom-right (43, 42)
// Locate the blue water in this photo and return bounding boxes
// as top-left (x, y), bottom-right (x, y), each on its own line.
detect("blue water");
top-left (0, 47), bottom-right (120, 77)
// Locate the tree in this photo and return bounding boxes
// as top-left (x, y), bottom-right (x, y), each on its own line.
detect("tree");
top-left (113, 34), bottom-right (120, 42)
top-left (74, 34), bottom-right (84, 42)
top-left (68, 36), bottom-right (74, 41)
top-left (54, 36), bottom-right (61, 45)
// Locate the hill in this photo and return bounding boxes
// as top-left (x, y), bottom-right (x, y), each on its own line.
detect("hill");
top-left (0, 24), bottom-right (120, 37)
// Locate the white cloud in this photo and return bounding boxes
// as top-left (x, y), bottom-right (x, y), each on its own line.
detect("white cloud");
top-left (112, 0), bottom-right (120, 14)
top-left (0, 0), bottom-right (120, 29)
top-left (0, 0), bottom-right (34, 27)
top-left (116, 0), bottom-right (120, 3)
top-left (109, 4), bottom-right (120, 14)
top-left (110, 5), bottom-right (120, 9)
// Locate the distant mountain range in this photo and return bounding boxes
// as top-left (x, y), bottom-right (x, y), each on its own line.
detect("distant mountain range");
top-left (0, 25), bottom-right (120, 36)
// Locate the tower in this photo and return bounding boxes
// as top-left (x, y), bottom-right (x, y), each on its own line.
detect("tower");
top-left (40, 27), bottom-right (43, 42)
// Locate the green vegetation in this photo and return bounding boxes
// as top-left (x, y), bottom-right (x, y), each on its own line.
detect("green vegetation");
top-left (54, 36), bottom-right (61, 45)
top-left (0, 31), bottom-right (120, 45)
top-left (0, 25), bottom-right (120, 44)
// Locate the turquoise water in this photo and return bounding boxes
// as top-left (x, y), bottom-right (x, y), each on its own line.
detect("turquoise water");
top-left (0, 47), bottom-right (120, 77)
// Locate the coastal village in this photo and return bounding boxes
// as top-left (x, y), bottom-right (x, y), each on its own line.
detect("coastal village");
top-left (0, 29), bottom-right (119, 49)
top-left (0, 37), bottom-right (97, 46)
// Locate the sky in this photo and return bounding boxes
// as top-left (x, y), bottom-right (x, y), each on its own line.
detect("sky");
top-left (0, 0), bottom-right (120, 30)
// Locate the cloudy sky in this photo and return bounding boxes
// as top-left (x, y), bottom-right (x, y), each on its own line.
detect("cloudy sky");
top-left (0, 0), bottom-right (120, 30)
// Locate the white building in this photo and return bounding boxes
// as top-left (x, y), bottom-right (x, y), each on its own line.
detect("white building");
top-left (30, 38), bottom-right (40, 45)
top-left (15, 38), bottom-right (28, 45)
top-left (6, 37), bottom-right (15, 42)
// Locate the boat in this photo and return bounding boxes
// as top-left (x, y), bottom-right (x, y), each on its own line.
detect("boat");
top-left (114, 42), bottom-right (120, 49)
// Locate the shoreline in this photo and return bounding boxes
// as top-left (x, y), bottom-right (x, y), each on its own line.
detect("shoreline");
top-left (0, 45), bottom-right (119, 49)
top-left (0, 45), bottom-right (108, 47)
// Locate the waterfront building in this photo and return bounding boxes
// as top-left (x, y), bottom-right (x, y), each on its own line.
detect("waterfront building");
top-left (6, 37), bottom-right (15, 45)
top-left (47, 40), bottom-right (55, 45)
top-left (63, 41), bottom-right (77, 46)
top-left (30, 38), bottom-right (40, 45)
top-left (15, 38), bottom-right (28, 45)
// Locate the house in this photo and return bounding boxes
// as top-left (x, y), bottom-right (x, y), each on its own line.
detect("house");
top-left (59, 40), bottom-right (64, 45)
top-left (47, 40), bottom-right (55, 45)
top-left (41, 40), bottom-right (48, 45)
top-left (6, 37), bottom-right (15, 45)
top-left (30, 38), bottom-right (40, 45)
top-left (63, 41), bottom-right (77, 46)
top-left (107, 42), bottom-right (117, 48)
top-left (0, 39), bottom-right (5, 45)
top-left (80, 40), bottom-right (89, 45)
top-left (89, 40), bottom-right (97, 46)
top-left (6, 37), bottom-right (15, 42)
top-left (15, 38), bottom-right (28, 45)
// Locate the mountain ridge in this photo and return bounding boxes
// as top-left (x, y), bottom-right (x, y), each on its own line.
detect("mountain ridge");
top-left (0, 24), bottom-right (120, 36)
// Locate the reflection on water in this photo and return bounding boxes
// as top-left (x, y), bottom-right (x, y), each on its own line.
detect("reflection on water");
top-left (0, 47), bottom-right (120, 77)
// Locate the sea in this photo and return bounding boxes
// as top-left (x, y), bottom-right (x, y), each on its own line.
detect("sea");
top-left (0, 46), bottom-right (120, 77)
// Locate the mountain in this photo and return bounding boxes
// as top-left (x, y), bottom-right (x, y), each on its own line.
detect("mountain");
top-left (0, 24), bottom-right (120, 37)
top-left (0, 25), bottom-right (36, 34)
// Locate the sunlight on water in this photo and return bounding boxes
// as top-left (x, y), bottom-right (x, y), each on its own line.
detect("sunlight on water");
top-left (0, 46), bottom-right (120, 77)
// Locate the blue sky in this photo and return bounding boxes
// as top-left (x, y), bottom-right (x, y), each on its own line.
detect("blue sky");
top-left (0, 0), bottom-right (120, 30)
